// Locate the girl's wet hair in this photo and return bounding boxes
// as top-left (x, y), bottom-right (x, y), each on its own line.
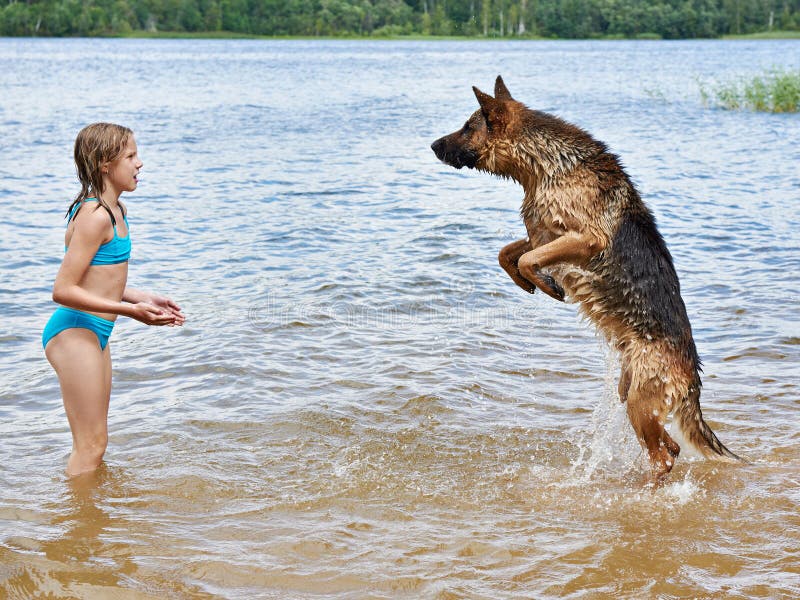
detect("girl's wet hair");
top-left (66, 122), bottom-right (133, 225)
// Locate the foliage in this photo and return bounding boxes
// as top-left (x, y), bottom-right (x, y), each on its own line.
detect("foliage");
top-left (1, 0), bottom-right (799, 38)
top-left (700, 69), bottom-right (800, 112)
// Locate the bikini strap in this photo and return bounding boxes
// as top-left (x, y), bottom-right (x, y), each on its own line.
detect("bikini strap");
top-left (67, 198), bottom-right (98, 219)
top-left (68, 198), bottom-right (117, 227)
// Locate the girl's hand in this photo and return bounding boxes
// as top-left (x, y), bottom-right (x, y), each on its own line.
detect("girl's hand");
top-left (134, 292), bottom-right (186, 326)
top-left (127, 302), bottom-right (178, 326)
top-left (150, 294), bottom-right (186, 326)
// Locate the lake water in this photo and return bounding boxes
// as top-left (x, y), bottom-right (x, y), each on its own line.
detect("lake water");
top-left (1, 38), bottom-right (799, 599)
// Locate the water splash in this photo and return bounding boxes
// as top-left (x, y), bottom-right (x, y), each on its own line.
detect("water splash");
top-left (569, 343), bottom-right (642, 482)
top-left (658, 469), bottom-right (706, 505)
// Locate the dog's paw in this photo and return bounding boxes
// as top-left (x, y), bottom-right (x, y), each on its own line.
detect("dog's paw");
top-left (539, 274), bottom-right (565, 302)
top-left (520, 277), bottom-right (537, 295)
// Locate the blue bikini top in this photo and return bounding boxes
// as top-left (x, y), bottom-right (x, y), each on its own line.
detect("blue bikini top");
top-left (66, 199), bottom-right (131, 265)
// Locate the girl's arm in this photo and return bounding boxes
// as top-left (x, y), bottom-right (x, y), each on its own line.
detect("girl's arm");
top-left (121, 287), bottom-right (148, 304)
top-left (52, 210), bottom-right (173, 325)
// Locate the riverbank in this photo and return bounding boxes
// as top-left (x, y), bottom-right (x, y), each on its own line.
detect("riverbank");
top-left (722, 29), bottom-right (800, 39)
top-left (16, 28), bottom-right (793, 41)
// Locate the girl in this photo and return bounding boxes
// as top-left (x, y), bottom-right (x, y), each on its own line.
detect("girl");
top-left (43, 123), bottom-right (185, 477)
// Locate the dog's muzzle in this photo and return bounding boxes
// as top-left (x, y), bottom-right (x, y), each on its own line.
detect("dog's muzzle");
top-left (431, 137), bottom-right (477, 170)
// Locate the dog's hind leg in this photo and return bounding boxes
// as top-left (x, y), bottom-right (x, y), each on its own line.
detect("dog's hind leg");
top-left (625, 373), bottom-right (681, 480)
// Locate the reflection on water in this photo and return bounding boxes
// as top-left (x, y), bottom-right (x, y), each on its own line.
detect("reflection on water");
top-left (2, 467), bottom-right (215, 598)
top-left (1, 38), bottom-right (799, 598)
top-left (40, 468), bottom-right (135, 593)
top-left (3, 467), bottom-right (131, 597)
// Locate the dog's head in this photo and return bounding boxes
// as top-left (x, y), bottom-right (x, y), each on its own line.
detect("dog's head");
top-left (431, 76), bottom-right (524, 175)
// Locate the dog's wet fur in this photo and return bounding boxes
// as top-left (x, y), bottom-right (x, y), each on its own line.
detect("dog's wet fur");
top-left (432, 76), bottom-right (740, 480)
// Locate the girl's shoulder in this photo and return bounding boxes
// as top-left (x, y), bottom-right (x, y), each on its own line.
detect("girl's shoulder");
top-left (68, 201), bottom-right (116, 243)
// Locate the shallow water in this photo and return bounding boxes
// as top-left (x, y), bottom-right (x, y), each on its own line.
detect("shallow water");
top-left (1, 38), bottom-right (799, 599)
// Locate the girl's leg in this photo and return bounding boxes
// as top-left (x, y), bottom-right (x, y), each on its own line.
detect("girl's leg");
top-left (45, 329), bottom-right (112, 476)
top-left (103, 338), bottom-right (112, 416)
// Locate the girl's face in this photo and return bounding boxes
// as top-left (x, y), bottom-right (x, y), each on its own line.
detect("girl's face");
top-left (105, 137), bottom-right (143, 196)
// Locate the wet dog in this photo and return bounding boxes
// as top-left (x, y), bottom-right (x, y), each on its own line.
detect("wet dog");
top-left (431, 76), bottom-right (740, 479)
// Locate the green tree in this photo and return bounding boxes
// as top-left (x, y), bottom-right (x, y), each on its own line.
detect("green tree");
top-left (0, 0), bottom-right (797, 38)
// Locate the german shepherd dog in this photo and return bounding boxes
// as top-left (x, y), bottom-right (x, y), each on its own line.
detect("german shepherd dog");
top-left (431, 76), bottom-right (740, 480)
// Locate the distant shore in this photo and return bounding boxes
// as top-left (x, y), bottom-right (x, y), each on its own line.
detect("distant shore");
top-left (122, 29), bottom-right (800, 41)
top-left (4, 30), bottom-right (799, 41)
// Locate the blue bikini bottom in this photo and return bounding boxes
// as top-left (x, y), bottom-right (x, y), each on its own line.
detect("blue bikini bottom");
top-left (42, 306), bottom-right (115, 350)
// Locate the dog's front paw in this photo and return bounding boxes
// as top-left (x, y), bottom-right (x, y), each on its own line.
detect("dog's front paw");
top-left (539, 273), bottom-right (565, 302)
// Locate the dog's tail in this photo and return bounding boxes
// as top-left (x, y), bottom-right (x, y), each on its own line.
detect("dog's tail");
top-left (671, 374), bottom-right (742, 463)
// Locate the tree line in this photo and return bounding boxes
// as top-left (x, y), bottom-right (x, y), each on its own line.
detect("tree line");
top-left (1, 0), bottom-right (798, 39)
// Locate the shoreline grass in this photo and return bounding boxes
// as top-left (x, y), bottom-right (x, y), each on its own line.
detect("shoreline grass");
top-left (722, 30), bottom-right (800, 40)
top-left (699, 69), bottom-right (800, 113)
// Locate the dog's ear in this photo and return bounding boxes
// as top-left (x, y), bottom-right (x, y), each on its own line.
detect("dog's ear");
top-left (473, 86), bottom-right (498, 121)
top-left (473, 86), bottom-right (509, 132)
top-left (494, 76), bottom-right (514, 101)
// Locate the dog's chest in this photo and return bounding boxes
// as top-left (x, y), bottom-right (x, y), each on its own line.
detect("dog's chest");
top-left (520, 183), bottom-right (602, 303)
top-left (522, 192), bottom-right (579, 237)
